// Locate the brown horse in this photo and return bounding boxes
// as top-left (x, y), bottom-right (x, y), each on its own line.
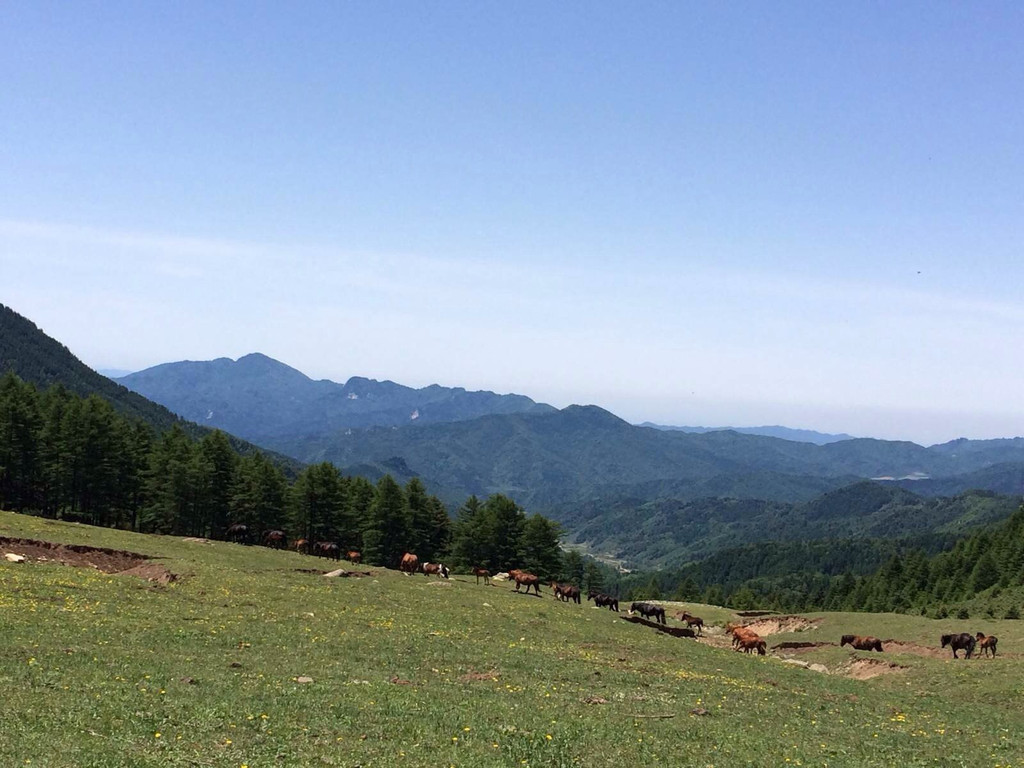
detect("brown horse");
top-left (226, 524), bottom-right (250, 544)
top-left (263, 530), bottom-right (287, 549)
top-left (550, 582), bottom-right (581, 604)
top-left (422, 562), bottom-right (450, 579)
top-left (399, 552), bottom-right (419, 575)
top-left (677, 612), bottom-right (704, 635)
top-left (509, 569), bottom-right (541, 595)
top-left (975, 632), bottom-right (998, 658)
top-left (293, 538), bottom-right (310, 554)
top-left (737, 636), bottom-right (767, 655)
top-left (346, 550), bottom-right (362, 564)
top-left (728, 623), bottom-right (760, 648)
top-left (840, 634), bottom-right (884, 652)
top-left (316, 541), bottom-right (341, 560)
top-left (472, 567), bottom-right (491, 585)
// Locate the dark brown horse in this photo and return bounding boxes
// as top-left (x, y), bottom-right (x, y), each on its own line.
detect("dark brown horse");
top-left (975, 632), bottom-right (998, 658)
top-left (316, 541), bottom-right (341, 560)
top-left (263, 530), bottom-right (287, 549)
top-left (677, 612), bottom-right (704, 635)
top-left (509, 569), bottom-right (541, 595)
top-left (629, 602), bottom-right (666, 625)
top-left (472, 567), bottom-right (491, 585)
top-left (550, 582), bottom-right (581, 604)
top-left (840, 634), bottom-right (884, 652)
top-left (587, 590), bottom-right (619, 612)
top-left (225, 524), bottom-right (249, 544)
top-left (940, 633), bottom-right (976, 659)
top-left (346, 550), bottom-right (362, 564)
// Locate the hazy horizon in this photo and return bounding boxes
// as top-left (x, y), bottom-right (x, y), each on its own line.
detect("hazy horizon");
top-left (4, 4), bottom-right (1023, 446)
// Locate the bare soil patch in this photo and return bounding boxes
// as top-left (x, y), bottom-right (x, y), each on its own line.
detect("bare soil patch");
top-left (772, 641), bottom-right (835, 652)
top-left (845, 658), bottom-right (909, 680)
top-left (458, 669), bottom-right (500, 683)
top-left (743, 616), bottom-right (821, 636)
top-left (0, 536), bottom-right (176, 584)
top-left (881, 640), bottom-right (950, 659)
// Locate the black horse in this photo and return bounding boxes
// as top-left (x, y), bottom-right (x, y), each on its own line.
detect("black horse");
top-left (587, 590), bottom-right (619, 612)
top-left (225, 524), bottom-right (249, 544)
top-left (629, 601), bottom-right (666, 625)
top-left (940, 632), bottom-right (976, 659)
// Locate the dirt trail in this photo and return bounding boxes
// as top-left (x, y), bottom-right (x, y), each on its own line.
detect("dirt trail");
top-left (0, 536), bottom-right (176, 584)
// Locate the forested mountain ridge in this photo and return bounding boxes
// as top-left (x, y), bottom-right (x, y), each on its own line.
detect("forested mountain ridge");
top-left (561, 484), bottom-right (1021, 569)
top-left (116, 353), bottom-right (554, 443)
top-left (639, 422), bottom-right (855, 445)
top-left (0, 304), bottom-right (302, 472)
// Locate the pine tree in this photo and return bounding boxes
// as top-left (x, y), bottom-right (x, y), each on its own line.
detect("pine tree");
top-left (362, 475), bottom-right (410, 567)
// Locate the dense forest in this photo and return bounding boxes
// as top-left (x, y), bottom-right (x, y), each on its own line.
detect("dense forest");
top-left (626, 506), bottom-right (1024, 619)
top-left (0, 372), bottom-right (568, 578)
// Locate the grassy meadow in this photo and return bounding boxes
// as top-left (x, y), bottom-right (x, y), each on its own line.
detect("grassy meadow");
top-left (1, 510), bottom-right (1023, 768)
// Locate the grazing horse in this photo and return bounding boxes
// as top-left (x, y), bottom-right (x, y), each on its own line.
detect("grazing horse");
top-left (840, 634), bottom-right (884, 652)
top-left (422, 562), bottom-right (450, 579)
top-left (629, 602), bottom-right (667, 625)
top-left (737, 636), bottom-right (767, 655)
top-left (975, 632), bottom-right (998, 658)
top-left (472, 567), bottom-right (491, 585)
top-left (678, 612), bottom-right (704, 635)
top-left (263, 530), bottom-right (287, 549)
top-left (587, 590), bottom-right (619, 612)
top-left (550, 582), bottom-right (581, 604)
top-left (399, 552), bottom-right (420, 574)
top-left (509, 569), bottom-right (542, 595)
top-left (316, 541), bottom-right (341, 560)
top-left (940, 633), bottom-right (976, 659)
top-left (226, 524), bottom-right (249, 544)
top-left (728, 623), bottom-right (760, 649)
top-left (346, 551), bottom-right (362, 564)
top-left (293, 538), bottom-right (310, 555)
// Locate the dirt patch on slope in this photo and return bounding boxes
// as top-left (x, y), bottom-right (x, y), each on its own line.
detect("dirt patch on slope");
top-left (0, 536), bottom-right (176, 584)
top-left (881, 640), bottom-right (949, 659)
top-left (772, 641), bottom-right (835, 652)
top-left (845, 658), bottom-right (908, 680)
top-left (743, 616), bottom-right (821, 636)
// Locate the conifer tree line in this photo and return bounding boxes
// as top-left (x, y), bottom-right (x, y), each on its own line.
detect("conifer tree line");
top-left (0, 373), bottom-right (571, 578)
top-left (625, 507), bottom-right (1024, 618)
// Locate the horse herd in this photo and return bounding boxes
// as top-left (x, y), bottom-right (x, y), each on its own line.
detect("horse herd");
top-left (224, 529), bottom-right (1007, 662)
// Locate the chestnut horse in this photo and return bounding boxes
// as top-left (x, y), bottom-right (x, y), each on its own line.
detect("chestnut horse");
top-left (399, 552), bottom-right (419, 575)
top-left (509, 569), bottom-right (541, 595)
top-left (737, 636), bottom-right (767, 655)
top-left (293, 538), bottom-right (310, 555)
top-left (472, 567), bottom-right (491, 585)
top-left (975, 632), bottom-right (998, 658)
top-left (550, 582), bottom-right (581, 604)
top-left (840, 634), bottom-right (884, 652)
top-left (346, 551), bottom-right (362, 564)
top-left (263, 530), bottom-right (287, 549)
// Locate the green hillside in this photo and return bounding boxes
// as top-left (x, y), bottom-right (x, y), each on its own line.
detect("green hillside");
top-left (2, 510), bottom-right (1023, 767)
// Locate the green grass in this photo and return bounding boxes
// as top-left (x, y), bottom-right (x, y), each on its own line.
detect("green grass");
top-left (1, 511), bottom-right (1023, 768)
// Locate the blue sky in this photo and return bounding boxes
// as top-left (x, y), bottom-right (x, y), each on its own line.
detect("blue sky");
top-left (2, 2), bottom-right (1023, 444)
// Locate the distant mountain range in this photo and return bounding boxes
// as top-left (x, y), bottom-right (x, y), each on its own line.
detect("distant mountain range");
top-left (9, 304), bottom-right (1024, 570)
top-left (116, 354), bottom-right (554, 443)
top-left (638, 423), bottom-right (855, 445)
